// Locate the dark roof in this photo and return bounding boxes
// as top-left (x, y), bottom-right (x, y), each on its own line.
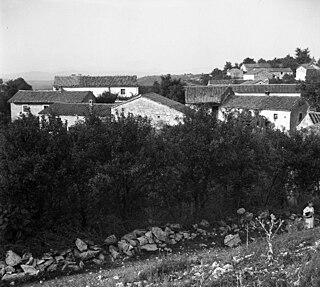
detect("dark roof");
top-left (39, 103), bottom-right (113, 117)
top-left (309, 112), bottom-right (320, 124)
top-left (8, 90), bottom-right (95, 104)
top-left (208, 79), bottom-right (234, 85)
top-left (54, 75), bottom-right (138, 88)
top-left (221, 95), bottom-right (305, 111)
top-left (243, 63), bottom-right (271, 69)
top-left (231, 84), bottom-right (300, 94)
top-left (140, 92), bottom-right (189, 114)
top-left (185, 86), bottom-right (234, 104)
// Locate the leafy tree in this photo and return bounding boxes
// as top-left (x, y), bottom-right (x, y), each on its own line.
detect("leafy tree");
top-left (200, 74), bottom-right (210, 85)
top-left (242, 57), bottom-right (256, 64)
top-left (153, 74), bottom-right (185, 104)
top-left (258, 58), bottom-right (267, 63)
top-left (300, 83), bottom-right (320, 111)
top-left (210, 68), bottom-right (224, 80)
top-left (223, 62), bottom-right (233, 73)
top-left (295, 47), bottom-right (312, 65)
top-left (96, 91), bottom-right (117, 103)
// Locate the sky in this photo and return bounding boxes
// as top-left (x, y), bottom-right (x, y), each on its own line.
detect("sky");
top-left (0, 0), bottom-right (320, 78)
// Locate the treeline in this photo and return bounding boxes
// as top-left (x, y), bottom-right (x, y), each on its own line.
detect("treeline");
top-left (0, 111), bottom-right (320, 244)
top-left (201, 47), bottom-right (320, 84)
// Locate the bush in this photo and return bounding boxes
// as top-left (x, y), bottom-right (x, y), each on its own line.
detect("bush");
top-left (96, 91), bottom-right (117, 103)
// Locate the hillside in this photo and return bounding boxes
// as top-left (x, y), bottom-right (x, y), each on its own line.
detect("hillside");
top-left (16, 225), bottom-right (320, 287)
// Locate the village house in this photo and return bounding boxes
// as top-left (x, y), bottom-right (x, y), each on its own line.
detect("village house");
top-left (243, 68), bottom-right (293, 81)
top-left (218, 95), bottom-right (309, 132)
top-left (240, 63), bottom-right (271, 73)
top-left (226, 68), bottom-right (243, 79)
top-left (297, 111), bottom-right (320, 130)
top-left (8, 90), bottom-right (96, 121)
top-left (53, 75), bottom-right (139, 98)
top-left (295, 63), bottom-right (320, 81)
top-left (39, 92), bottom-right (189, 129)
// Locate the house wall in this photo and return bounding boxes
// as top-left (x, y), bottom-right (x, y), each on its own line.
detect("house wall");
top-left (59, 115), bottom-right (85, 128)
top-left (271, 71), bottom-right (293, 80)
top-left (290, 102), bottom-right (309, 131)
top-left (218, 108), bottom-right (291, 131)
top-left (297, 114), bottom-right (314, 130)
top-left (56, 87), bottom-right (139, 98)
top-left (243, 74), bottom-right (255, 81)
top-left (112, 97), bottom-right (185, 128)
top-left (295, 67), bottom-right (306, 81)
top-left (10, 103), bottom-right (51, 121)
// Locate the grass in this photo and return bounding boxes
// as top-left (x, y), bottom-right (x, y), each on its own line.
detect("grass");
top-left (19, 227), bottom-right (320, 287)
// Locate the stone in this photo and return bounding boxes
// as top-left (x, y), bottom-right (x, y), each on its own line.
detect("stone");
top-left (152, 227), bottom-right (167, 242)
top-left (223, 264), bottom-right (233, 272)
top-left (2, 272), bottom-right (26, 282)
top-left (103, 234), bottom-right (117, 246)
top-left (169, 223), bottom-right (182, 231)
top-left (244, 212), bottom-right (253, 221)
top-left (98, 253), bottom-right (105, 261)
top-left (92, 259), bottom-right (104, 265)
top-left (183, 232), bottom-right (191, 240)
top-left (132, 229), bottom-right (147, 237)
top-left (196, 228), bottom-right (207, 235)
top-left (118, 240), bottom-right (132, 253)
top-left (75, 238), bottom-right (88, 252)
top-left (46, 263), bottom-right (58, 272)
top-left (55, 255), bottom-right (64, 262)
top-left (109, 246), bottom-right (120, 259)
top-left (224, 234), bottom-right (241, 247)
top-left (237, 208), bottom-right (246, 215)
top-left (137, 236), bottom-right (149, 246)
top-left (67, 264), bottom-right (80, 271)
top-left (5, 250), bottom-right (22, 267)
top-left (128, 239), bottom-right (138, 247)
top-left (140, 244), bottom-right (158, 252)
top-left (21, 264), bottom-right (39, 276)
top-left (164, 227), bottom-right (174, 235)
top-left (76, 250), bottom-right (100, 261)
top-left (168, 239), bottom-right (177, 245)
top-left (21, 252), bottom-right (32, 262)
top-left (122, 232), bottom-right (137, 242)
top-left (174, 233), bottom-right (183, 242)
top-left (199, 219), bottom-right (210, 228)
top-left (5, 266), bottom-right (15, 274)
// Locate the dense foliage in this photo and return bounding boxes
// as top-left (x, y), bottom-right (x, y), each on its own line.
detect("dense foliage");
top-left (96, 91), bottom-right (118, 103)
top-left (0, 111), bottom-right (320, 244)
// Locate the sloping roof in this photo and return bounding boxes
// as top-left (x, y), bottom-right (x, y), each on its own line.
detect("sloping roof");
top-left (185, 86), bottom-right (234, 104)
top-left (54, 75), bottom-right (138, 88)
top-left (269, 67), bottom-right (293, 73)
top-left (208, 79), bottom-right (234, 85)
top-left (243, 63), bottom-right (271, 69)
top-left (39, 103), bottom-right (113, 117)
top-left (309, 111), bottom-right (320, 124)
top-left (221, 95), bottom-right (304, 111)
top-left (231, 84), bottom-right (300, 94)
top-left (300, 64), bottom-right (320, 70)
top-left (240, 79), bottom-right (269, 85)
top-left (8, 90), bottom-right (95, 104)
top-left (141, 92), bottom-right (189, 114)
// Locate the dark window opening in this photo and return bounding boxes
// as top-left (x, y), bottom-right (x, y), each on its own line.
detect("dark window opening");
top-left (299, 113), bottom-right (303, 122)
top-left (120, 89), bottom-right (125, 95)
top-left (274, 114), bottom-right (278, 120)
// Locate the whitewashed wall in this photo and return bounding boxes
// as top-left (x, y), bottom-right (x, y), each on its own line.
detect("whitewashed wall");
top-left (56, 87), bottom-right (139, 98)
top-left (295, 67), bottom-right (306, 81)
top-left (10, 103), bottom-right (50, 121)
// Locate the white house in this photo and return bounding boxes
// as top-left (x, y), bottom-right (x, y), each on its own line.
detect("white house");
top-left (53, 75), bottom-right (139, 98)
top-left (297, 111), bottom-right (320, 130)
top-left (295, 64), bottom-right (320, 81)
top-left (240, 63), bottom-right (271, 73)
top-left (39, 93), bottom-right (190, 130)
top-left (8, 90), bottom-right (96, 121)
top-left (218, 95), bottom-right (309, 132)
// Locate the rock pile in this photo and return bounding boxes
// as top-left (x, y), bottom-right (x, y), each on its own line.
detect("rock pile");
top-left (0, 222), bottom-right (216, 283)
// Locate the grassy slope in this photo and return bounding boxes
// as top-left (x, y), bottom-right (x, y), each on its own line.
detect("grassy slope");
top-left (22, 227), bottom-right (320, 287)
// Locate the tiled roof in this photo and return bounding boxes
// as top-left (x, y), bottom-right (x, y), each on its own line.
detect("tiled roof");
top-left (39, 103), bottom-right (113, 117)
top-left (231, 84), bottom-right (300, 94)
top-left (208, 79), bottom-right (234, 85)
top-left (221, 95), bottom-right (304, 111)
top-left (185, 86), bottom-right (234, 104)
top-left (141, 92), bottom-right (190, 114)
top-left (53, 75), bottom-right (138, 88)
top-left (309, 112), bottom-right (320, 124)
top-left (300, 64), bottom-right (320, 70)
top-left (243, 63), bottom-right (271, 69)
top-left (269, 67), bottom-right (293, 73)
top-left (8, 90), bottom-right (95, 104)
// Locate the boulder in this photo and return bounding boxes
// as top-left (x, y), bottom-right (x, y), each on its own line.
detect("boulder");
top-left (122, 232), bottom-right (137, 242)
top-left (76, 250), bottom-right (101, 261)
top-left (199, 219), bottom-right (210, 228)
top-left (174, 233), bottom-right (183, 242)
top-left (5, 250), bottom-right (22, 267)
top-left (164, 227), bottom-right (174, 235)
top-left (152, 227), bottom-right (167, 242)
top-left (75, 238), bottom-right (88, 252)
top-left (104, 235), bottom-right (117, 245)
top-left (169, 223), bottom-right (182, 231)
top-left (21, 264), bottom-right (39, 276)
top-left (140, 244), bottom-right (158, 252)
top-left (92, 258), bottom-right (104, 265)
top-left (2, 272), bottom-right (26, 282)
top-left (137, 236), bottom-right (149, 246)
top-left (46, 263), bottom-right (58, 272)
top-left (118, 240), bottom-right (133, 254)
top-left (224, 234), bottom-right (241, 247)
top-left (109, 246), bottom-right (120, 259)
top-left (5, 266), bottom-right (15, 274)
top-left (237, 208), bottom-right (246, 215)
top-left (183, 232), bottom-right (191, 240)
top-left (132, 229), bottom-right (147, 237)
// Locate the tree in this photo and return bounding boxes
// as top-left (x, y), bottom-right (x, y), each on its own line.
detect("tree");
top-left (200, 73), bottom-right (210, 85)
top-left (210, 68), bottom-right (224, 80)
top-left (242, 57), bottom-right (256, 64)
top-left (295, 47), bottom-right (312, 65)
top-left (258, 58), bottom-right (267, 63)
top-left (153, 74), bottom-right (185, 104)
top-left (300, 82), bottom-right (320, 111)
top-left (96, 91), bottom-right (117, 103)
top-left (223, 62), bottom-right (233, 73)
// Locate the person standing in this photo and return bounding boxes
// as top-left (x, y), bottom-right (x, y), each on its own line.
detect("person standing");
top-left (303, 201), bottom-right (315, 229)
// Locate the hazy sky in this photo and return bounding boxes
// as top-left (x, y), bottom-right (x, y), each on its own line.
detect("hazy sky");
top-left (0, 0), bottom-right (319, 77)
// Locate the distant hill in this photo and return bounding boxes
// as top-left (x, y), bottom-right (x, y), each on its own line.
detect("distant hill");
top-left (28, 80), bottom-right (53, 90)
top-left (138, 74), bottom-right (204, 86)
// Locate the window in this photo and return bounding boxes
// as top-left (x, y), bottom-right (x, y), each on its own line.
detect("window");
top-left (43, 105), bottom-right (49, 110)
top-left (274, 114), bottom-right (278, 120)
top-left (120, 89), bottom-right (125, 95)
top-left (22, 105), bottom-right (30, 113)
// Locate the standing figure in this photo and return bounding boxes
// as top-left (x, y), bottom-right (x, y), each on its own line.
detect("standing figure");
top-left (303, 201), bottom-right (315, 229)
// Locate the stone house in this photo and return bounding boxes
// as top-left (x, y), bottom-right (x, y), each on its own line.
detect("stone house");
top-left (297, 111), bottom-right (320, 130)
top-left (240, 63), bottom-right (271, 73)
top-left (8, 90), bottom-right (96, 121)
top-left (53, 75), bottom-right (139, 98)
top-left (218, 95), bottom-right (309, 132)
top-left (39, 92), bottom-right (190, 129)
top-left (295, 63), bottom-right (320, 81)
